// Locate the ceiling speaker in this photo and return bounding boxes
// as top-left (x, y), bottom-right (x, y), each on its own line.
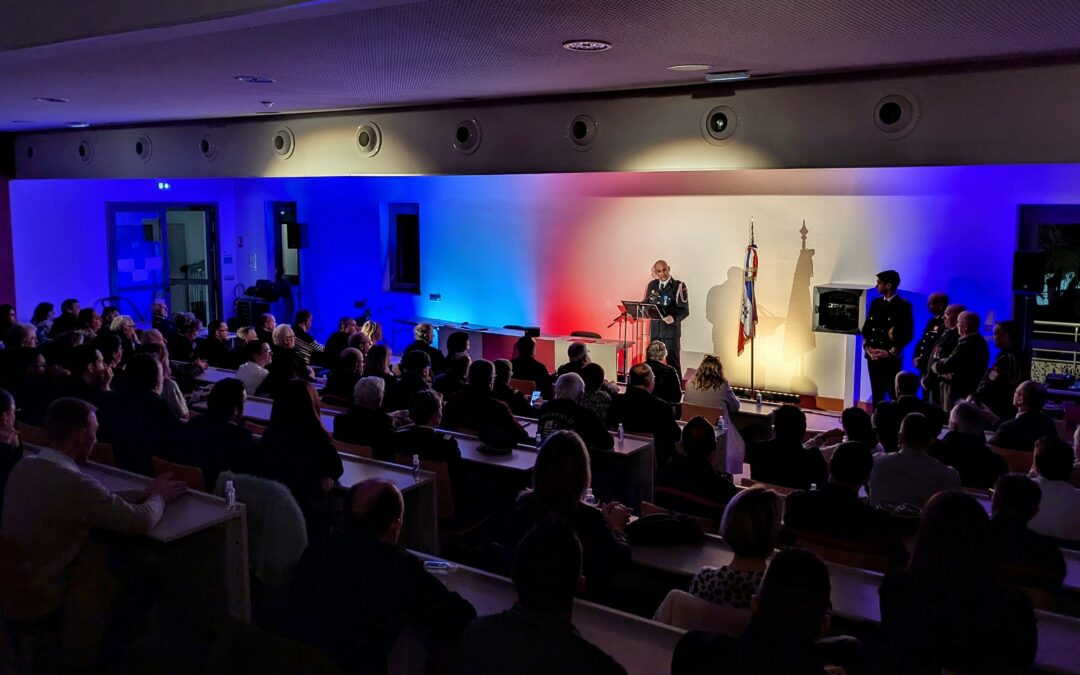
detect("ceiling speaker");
top-left (701, 105), bottom-right (739, 144)
top-left (452, 118), bottom-right (482, 155)
top-left (272, 126), bottom-right (295, 159)
top-left (874, 93), bottom-right (919, 138)
top-left (134, 135), bottom-right (152, 162)
top-left (77, 139), bottom-right (94, 163)
top-left (356, 122), bottom-right (382, 157)
top-left (566, 114), bottom-right (598, 151)
top-left (198, 135), bottom-right (219, 161)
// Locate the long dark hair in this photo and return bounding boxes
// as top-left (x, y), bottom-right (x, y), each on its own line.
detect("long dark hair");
top-left (529, 431), bottom-right (590, 519)
top-left (268, 379), bottom-right (329, 441)
top-left (363, 344), bottom-right (392, 377)
top-left (910, 491), bottom-right (995, 589)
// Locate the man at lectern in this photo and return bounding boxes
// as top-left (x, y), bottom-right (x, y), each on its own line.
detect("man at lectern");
top-left (643, 260), bottom-right (689, 375)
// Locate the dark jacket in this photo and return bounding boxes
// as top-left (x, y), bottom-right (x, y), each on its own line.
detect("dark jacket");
top-left (388, 426), bottom-right (467, 501)
top-left (538, 399), bottom-right (613, 450)
top-left (748, 438), bottom-right (827, 491)
top-left (442, 387), bottom-right (528, 448)
top-left (783, 483), bottom-right (906, 560)
top-left (323, 367), bottom-right (360, 403)
top-left (510, 356), bottom-right (553, 401)
top-left (167, 332), bottom-right (197, 363)
top-left (174, 414), bottom-right (257, 488)
top-left (260, 346), bottom-right (312, 397)
top-left (333, 406), bottom-right (395, 458)
top-left (96, 388), bottom-right (181, 476)
top-left (673, 624), bottom-right (848, 675)
top-left (862, 295), bottom-right (914, 354)
top-left (872, 395), bottom-right (948, 453)
top-left (989, 410), bottom-right (1058, 453)
top-left (286, 534), bottom-right (475, 675)
top-left (493, 382), bottom-right (537, 418)
top-left (914, 314), bottom-right (946, 374)
top-left (933, 332), bottom-right (990, 403)
top-left (991, 515), bottom-right (1067, 591)
top-left (643, 277), bottom-right (690, 340)
top-left (323, 331), bottom-right (351, 368)
top-left (608, 387), bottom-right (681, 465)
top-left (195, 336), bottom-right (234, 369)
top-left (555, 360), bottom-right (587, 379)
top-left (151, 314), bottom-right (176, 337)
top-left (432, 372), bottom-right (467, 398)
top-left (646, 358), bottom-right (683, 413)
top-left (656, 457), bottom-right (737, 522)
top-left (382, 373), bottom-right (430, 413)
top-left (402, 339), bottom-right (447, 375)
top-left (251, 427), bottom-right (343, 518)
top-left (976, 345), bottom-right (1027, 423)
top-left (924, 327), bottom-right (960, 391)
top-left (48, 312), bottom-right (81, 338)
top-left (929, 431), bottom-right (1007, 489)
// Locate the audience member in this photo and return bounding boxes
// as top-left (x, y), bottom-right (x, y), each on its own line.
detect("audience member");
top-left (446, 330), bottom-right (470, 361)
top-left (922, 303), bottom-right (964, 408)
top-left (645, 340), bottom-right (683, 415)
top-left (403, 322), bottom-right (447, 375)
top-left (323, 316), bottom-right (358, 368)
top-left (383, 349), bottom-right (432, 412)
top-left (333, 376), bottom-right (395, 458)
top-left (556, 341), bottom-right (590, 378)
top-left (97, 354), bottom-right (180, 475)
top-left (57, 343), bottom-right (113, 406)
top-left (912, 291), bottom-right (948, 378)
top-left (503, 431), bottom-right (631, 602)
top-left (362, 343), bottom-right (396, 392)
top-left (675, 548), bottom-right (841, 675)
top-left (683, 354), bottom-right (739, 412)
top-left (150, 299), bottom-right (175, 336)
top-left (656, 416), bottom-right (737, 522)
top-left (77, 307), bottom-right (103, 336)
top-left (167, 312), bottom-right (202, 363)
top-left (389, 390), bottom-right (468, 497)
top-left (292, 309), bottom-right (325, 365)
top-left (433, 352), bottom-right (471, 398)
top-left (255, 312), bottom-right (277, 344)
top-left (49, 298), bottom-right (82, 337)
top-left (456, 523), bottom-right (627, 675)
top-left (511, 336), bottom-right (553, 401)
top-left (175, 378), bottom-right (256, 488)
top-left (443, 359), bottom-right (529, 447)
top-left (10, 323), bottom-right (38, 349)
top-left (196, 319), bottom-right (234, 368)
top-left (928, 401), bottom-right (1007, 489)
top-left (93, 333), bottom-right (124, 375)
top-left (878, 491), bottom-right (1036, 675)
top-left (869, 413), bottom-right (959, 508)
top-left (261, 323), bottom-right (315, 397)
top-left (0, 304), bottom-right (14, 341)
top-left (975, 319), bottom-right (1027, 422)
top-left (748, 405), bottom-right (826, 490)
top-left (1028, 435), bottom-right (1080, 543)
top-left (579, 362), bottom-right (619, 426)
top-left (100, 306), bottom-right (120, 331)
top-left (990, 474), bottom-right (1066, 590)
top-left (609, 363), bottom-right (681, 466)
top-left (30, 301), bottom-right (54, 343)
top-left (784, 442), bottom-right (905, 559)
top-left (285, 479), bottom-right (476, 675)
top-left (805, 406), bottom-right (884, 463)
top-left (0, 388), bottom-right (22, 521)
top-left (250, 379), bottom-right (343, 529)
top-left (989, 380), bottom-right (1057, 453)
top-left (492, 358), bottom-right (536, 418)
top-left (237, 339), bottom-right (272, 395)
top-left (139, 342), bottom-right (189, 420)
top-left (8, 347), bottom-right (54, 426)
top-left (323, 347), bottom-right (364, 402)
top-left (0, 398), bottom-right (185, 669)
top-left (360, 319), bottom-right (383, 345)
top-left (110, 315), bottom-right (139, 365)
top-left (872, 371), bottom-right (948, 453)
top-left (931, 310), bottom-right (989, 408)
top-left (538, 373), bottom-right (613, 450)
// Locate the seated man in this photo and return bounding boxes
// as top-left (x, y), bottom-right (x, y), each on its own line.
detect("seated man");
top-left (390, 390), bottom-right (467, 495)
top-left (1, 398), bottom-right (185, 667)
top-left (323, 347), bottom-right (364, 403)
top-left (149, 299), bottom-right (175, 337)
top-left (493, 358), bottom-right (537, 418)
top-left (174, 378), bottom-right (257, 488)
top-left (455, 523), bottom-right (627, 675)
top-left (402, 322), bottom-right (447, 375)
top-left (990, 474), bottom-right (1066, 590)
top-left (49, 298), bottom-right (82, 337)
top-left (872, 371), bottom-right (948, 453)
top-left (784, 441), bottom-right (906, 562)
top-left (57, 343), bottom-right (113, 407)
top-left (556, 341), bottom-right (590, 378)
top-left (323, 316), bottom-right (359, 369)
top-left (292, 309), bottom-right (325, 366)
top-left (673, 548), bottom-right (850, 675)
top-left (644, 340), bottom-right (683, 417)
top-left (166, 312), bottom-right (202, 363)
top-left (195, 319), bottom-right (234, 369)
top-left (236, 339), bottom-right (272, 396)
top-left (929, 401), bottom-right (1007, 489)
top-left (261, 324), bottom-right (315, 398)
top-left (433, 353), bottom-right (471, 398)
top-left (285, 478), bottom-right (476, 675)
top-left (608, 363), bottom-right (681, 466)
top-left (442, 359), bottom-right (529, 448)
top-left (748, 405), bottom-right (827, 491)
top-left (869, 413), bottom-right (960, 509)
top-left (1028, 435), bottom-right (1080, 543)
top-left (255, 312), bottom-right (276, 345)
top-left (656, 416), bottom-right (737, 522)
top-left (990, 380), bottom-right (1058, 453)
top-left (538, 373), bottom-right (613, 450)
top-left (333, 376), bottom-right (394, 458)
top-left (383, 349), bottom-right (433, 413)
top-left (510, 336), bottom-right (553, 401)
top-left (445, 330), bottom-right (470, 362)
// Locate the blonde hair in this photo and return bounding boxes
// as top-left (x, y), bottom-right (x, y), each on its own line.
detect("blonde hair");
top-left (110, 315), bottom-right (134, 332)
top-left (272, 324), bottom-right (295, 346)
top-left (720, 487), bottom-right (782, 558)
top-left (689, 355), bottom-right (728, 391)
top-left (361, 320), bottom-right (383, 343)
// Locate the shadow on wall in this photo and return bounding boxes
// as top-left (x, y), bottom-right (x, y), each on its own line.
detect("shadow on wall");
top-left (785, 223), bottom-right (817, 395)
top-left (706, 267), bottom-right (744, 373)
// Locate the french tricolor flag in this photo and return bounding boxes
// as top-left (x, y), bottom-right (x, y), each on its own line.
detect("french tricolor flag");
top-left (737, 225), bottom-right (758, 356)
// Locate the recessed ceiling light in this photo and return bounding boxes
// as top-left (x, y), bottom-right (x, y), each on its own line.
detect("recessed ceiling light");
top-left (32, 96), bottom-right (69, 103)
top-left (667, 64), bottom-right (711, 72)
top-left (563, 40), bottom-right (611, 52)
top-left (66, 122), bottom-right (90, 128)
top-left (705, 70), bottom-right (750, 83)
top-left (234, 75), bottom-right (275, 84)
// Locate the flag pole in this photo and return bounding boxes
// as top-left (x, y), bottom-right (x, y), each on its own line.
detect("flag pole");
top-left (749, 217), bottom-right (755, 397)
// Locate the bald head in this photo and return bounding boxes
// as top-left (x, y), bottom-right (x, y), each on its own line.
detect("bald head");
top-left (943, 304), bottom-right (966, 329)
top-left (1014, 380), bottom-right (1047, 413)
top-left (927, 292), bottom-right (949, 315)
top-left (347, 479), bottom-right (404, 542)
top-left (652, 260), bottom-right (671, 282)
top-left (957, 311), bottom-right (980, 336)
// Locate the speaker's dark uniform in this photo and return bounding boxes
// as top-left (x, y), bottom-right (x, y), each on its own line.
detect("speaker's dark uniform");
top-left (862, 295), bottom-right (914, 404)
top-left (643, 278), bottom-right (689, 375)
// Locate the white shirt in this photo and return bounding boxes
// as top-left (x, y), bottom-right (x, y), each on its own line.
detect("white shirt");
top-left (1029, 477), bottom-right (1080, 542)
top-left (237, 361), bottom-right (270, 396)
top-left (38, 447), bottom-right (81, 474)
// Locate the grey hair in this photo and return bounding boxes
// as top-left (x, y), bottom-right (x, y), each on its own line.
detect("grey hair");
top-left (353, 376), bottom-right (386, 409)
top-left (272, 323), bottom-right (295, 346)
top-left (554, 373), bottom-right (585, 401)
top-left (647, 340), bottom-right (668, 361)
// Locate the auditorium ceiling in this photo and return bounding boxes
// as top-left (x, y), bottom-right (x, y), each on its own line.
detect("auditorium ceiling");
top-left (3, 0), bottom-right (1080, 131)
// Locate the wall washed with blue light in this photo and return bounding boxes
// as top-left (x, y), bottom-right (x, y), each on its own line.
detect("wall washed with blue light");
top-left (10, 164), bottom-right (1074, 401)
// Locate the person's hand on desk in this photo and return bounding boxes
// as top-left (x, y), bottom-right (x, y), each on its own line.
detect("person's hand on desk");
top-left (601, 502), bottom-right (632, 531)
top-left (148, 472), bottom-right (188, 503)
top-left (662, 315), bottom-right (675, 324)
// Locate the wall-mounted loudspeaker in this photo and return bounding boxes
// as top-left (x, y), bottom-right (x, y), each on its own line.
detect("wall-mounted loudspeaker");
top-left (1013, 251), bottom-right (1047, 293)
top-left (452, 118), bottom-right (481, 155)
top-left (134, 135), bottom-right (152, 162)
top-left (77, 139), bottom-right (94, 163)
top-left (356, 122), bottom-right (382, 157)
top-left (285, 221), bottom-right (301, 249)
top-left (198, 135), bottom-right (219, 161)
top-left (566, 114), bottom-right (598, 151)
top-left (272, 126), bottom-right (295, 159)
top-left (701, 105), bottom-right (738, 144)
top-left (873, 93), bottom-right (919, 138)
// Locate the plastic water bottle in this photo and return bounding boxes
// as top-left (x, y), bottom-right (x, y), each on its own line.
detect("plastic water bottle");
top-left (583, 488), bottom-right (599, 506)
top-left (225, 480), bottom-right (238, 510)
top-left (617, 423), bottom-right (625, 445)
top-left (715, 416), bottom-right (727, 436)
top-left (412, 454), bottom-right (421, 482)
top-left (755, 391), bottom-right (763, 405)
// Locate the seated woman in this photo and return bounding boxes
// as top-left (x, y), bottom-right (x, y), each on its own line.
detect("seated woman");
top-left (362, 344), bottom-right (396, 393)
top-left (805, 406), bottom-right (884, 463)
top-left (110, 315), bottom-right (139, 366)
top-left (656, 416), bottom-right (738, 523)
top-left (689, 487), bottom-right (781, 610)
top-left (879, 491), bottom-right (1036, 675)
top-left (684, 355), bottom-right (739, 411)
top-left (502, 431), bottom-right (632, 603)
